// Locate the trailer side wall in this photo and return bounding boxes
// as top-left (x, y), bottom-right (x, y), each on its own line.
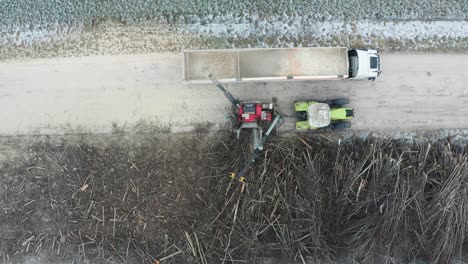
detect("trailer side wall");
top-left (183, 47), bottom-right (349, 83)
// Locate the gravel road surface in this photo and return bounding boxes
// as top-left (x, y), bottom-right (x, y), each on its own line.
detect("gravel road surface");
top-left (0, 53), bottom-right (467, 135)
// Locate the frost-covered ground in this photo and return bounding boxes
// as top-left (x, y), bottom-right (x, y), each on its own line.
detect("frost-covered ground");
top-left (0, 0), bottom-right (467, 59)
top-left (181, 20), bottom-right (468, 49)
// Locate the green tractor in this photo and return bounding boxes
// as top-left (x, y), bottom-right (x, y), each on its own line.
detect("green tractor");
top-left (294, 98), bottom-right (354, 131)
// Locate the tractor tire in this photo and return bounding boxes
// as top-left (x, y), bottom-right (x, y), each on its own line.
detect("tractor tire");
top-left (328, 98), bottom-right (350, 107)
top-left (330, 121), bottom-right (351, 130)
top-left (292, 111), bottom-right (307, 120)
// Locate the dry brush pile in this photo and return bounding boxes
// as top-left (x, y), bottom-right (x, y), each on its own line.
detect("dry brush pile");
top-left (0, 133), bottom-right (466, 263)
top-left (0, 134), bottom-right (211, 263)
top-left (196, 136), bottom-right (468, 263)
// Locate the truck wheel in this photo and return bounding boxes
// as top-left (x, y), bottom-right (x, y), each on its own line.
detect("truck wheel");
top-left (331, 121), bottom-right (351, 130)
top-left (328, 98), bottom-right (350, 107)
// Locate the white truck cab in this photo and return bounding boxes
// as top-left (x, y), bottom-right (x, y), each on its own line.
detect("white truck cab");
top-left (348, 49), bottom-right (381, 80)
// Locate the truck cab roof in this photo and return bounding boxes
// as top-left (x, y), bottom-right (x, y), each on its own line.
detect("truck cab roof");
top-left (355, 49), bottom-right (380, 79)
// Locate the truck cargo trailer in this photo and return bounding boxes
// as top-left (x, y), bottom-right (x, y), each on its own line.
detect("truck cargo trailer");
top-left (182, 47), bottom-right (380, 83)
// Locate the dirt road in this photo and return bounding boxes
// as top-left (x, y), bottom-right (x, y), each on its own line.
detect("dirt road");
top-left (0, 53), bottom-right (467, 135)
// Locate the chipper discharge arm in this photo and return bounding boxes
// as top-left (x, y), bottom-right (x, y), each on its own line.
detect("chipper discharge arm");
top-left (208, 73), bottom-right (241, 109)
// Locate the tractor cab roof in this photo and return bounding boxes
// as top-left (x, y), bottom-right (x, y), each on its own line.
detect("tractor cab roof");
top-left (308, 103), bottom-right (331, 128)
